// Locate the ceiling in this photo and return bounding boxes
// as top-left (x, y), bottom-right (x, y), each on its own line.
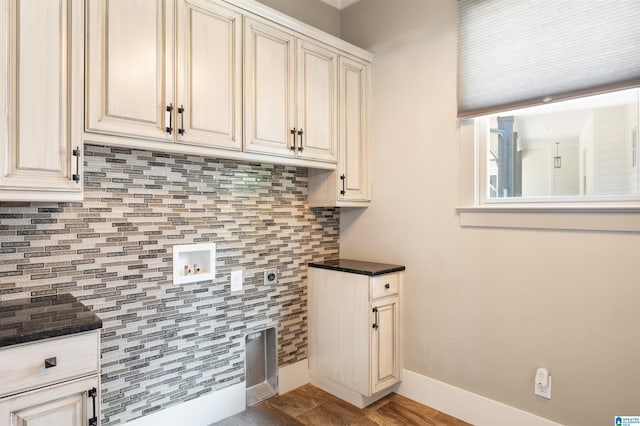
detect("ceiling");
top-left (319, 0), bottom-right (360, 9)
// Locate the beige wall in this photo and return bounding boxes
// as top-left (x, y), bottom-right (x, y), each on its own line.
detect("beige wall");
top-left (339, 1), bottom-right (640, 425)
top-left (256, 0), bottom-right (340, 37)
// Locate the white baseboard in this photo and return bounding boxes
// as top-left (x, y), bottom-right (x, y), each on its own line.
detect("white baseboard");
top-left (278, 359), bottom-right (310, 394)
top-left (124, 364), bottom-right (562, 426)
top-left (123, 360), bottom-right (309, 426)
top-left (124, 382), bottom-right (245, 426)
top-left (396, 369), bottom-right (563, 426)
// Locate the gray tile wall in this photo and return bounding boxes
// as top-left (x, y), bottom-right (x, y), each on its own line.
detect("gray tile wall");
top-left (0, 145), bottom-right (340, 425)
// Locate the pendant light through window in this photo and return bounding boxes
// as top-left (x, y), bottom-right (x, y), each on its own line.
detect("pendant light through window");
top-left (554, 142), bottom-right (562, 169)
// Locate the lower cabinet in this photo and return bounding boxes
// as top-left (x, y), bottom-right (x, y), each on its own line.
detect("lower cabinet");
top-left (308, 266), bottom-right (402, 408)
top-left (371, 295), bottom-right (400, 394)
top-left (0, 331), bottom-right (101, 426)
top-left (0, 377), bottom-right (99, 426)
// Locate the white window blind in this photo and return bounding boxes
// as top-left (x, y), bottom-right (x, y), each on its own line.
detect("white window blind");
top-left (457, 0), bottom-right (640, 118)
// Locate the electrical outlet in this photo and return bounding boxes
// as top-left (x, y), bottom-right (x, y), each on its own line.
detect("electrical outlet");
top-left (264, 268), bottom-right (278, 285)
top-left (534, 375), bottom-right (552, 399)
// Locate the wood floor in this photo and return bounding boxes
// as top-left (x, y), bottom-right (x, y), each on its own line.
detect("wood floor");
top-left (214, 384), bottom-right (472, 425)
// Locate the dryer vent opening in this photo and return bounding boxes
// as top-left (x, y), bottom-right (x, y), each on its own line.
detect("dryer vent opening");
top-left (245, 327), bottom-right (277, 406)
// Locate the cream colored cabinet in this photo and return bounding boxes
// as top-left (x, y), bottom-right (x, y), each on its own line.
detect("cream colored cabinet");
top-left (85, 0), bottom-right (372, 172)
top-left (0, 331), bottom-right (101, 426)
top-left (176, 0), bottom-right (242, 149)
top-left (371, 295), bottom-right (400, 394)
top-left (85, 0), bottom-right (171, 141)
top-left (295, 39), bottom-right (338, 162)
top-left (308, 55), bottom-right (371, 207)
top-left (0, 377), bottom-right (99, 426)
top-left (339, 56), bottom-right (371, 201)
top-left (243, 17), bottom-right (338, 163)
top-left (0, 0), bottom-right (83, 201)
top-left (308, 265), bottom-right (402, 408)
top-left (86, 0), bottom-right (242, 150)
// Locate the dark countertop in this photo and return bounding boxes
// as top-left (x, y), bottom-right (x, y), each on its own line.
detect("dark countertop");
top-left (308, 259), bottom-right (405, 276)
top-left (0, 293), bottom-right (102, 348)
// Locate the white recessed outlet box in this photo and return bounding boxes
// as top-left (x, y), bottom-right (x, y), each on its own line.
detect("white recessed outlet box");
top-left (173, 243), bottom-right (216, 285)
top-left (231, 270), bottom-right (243, 292)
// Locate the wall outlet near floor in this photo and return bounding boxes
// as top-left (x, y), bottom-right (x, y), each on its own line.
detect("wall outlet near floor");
top-left (231, 270), bottom-right (243, 292)
top-left (534, 367), bottom-right (551, 399)
top-left (264, 268), bottom-right (278, 285)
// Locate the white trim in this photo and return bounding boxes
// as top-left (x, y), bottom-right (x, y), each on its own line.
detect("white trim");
top-left (123, 360), bottom-right (310, 426)
top-left (123, 382), bottom-right (245, 426)
top-left (457, 209), bottom-right (640, 232)
top-left (396, 370), bottom-right (563, 426)
top-left (319, 0), bottom-right (360, 10)
top-left (457, 116), bottom-right (640, 232)
top-left (278, 359), bottom-right (310, 394)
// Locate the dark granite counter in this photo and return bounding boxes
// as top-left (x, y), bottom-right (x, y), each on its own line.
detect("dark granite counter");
top-left (308, 259), bottom-right (405, 276)
top-left (0, 293), bottom-right (102, 347)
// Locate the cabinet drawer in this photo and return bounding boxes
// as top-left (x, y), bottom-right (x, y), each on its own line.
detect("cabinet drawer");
top-left (371, 273), bottom-right (399, 299)
top-left (0, 331), bottom-right (99, 397)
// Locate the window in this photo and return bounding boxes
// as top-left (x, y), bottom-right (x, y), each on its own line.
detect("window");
top-left (457, 89), bottom-right (640, 232)
top-left (457, 1), bottom-right (640, 231)
top-left (632, 126), bottom-right (638, 170)
top-left (477, 88), bottom-right (640, 202)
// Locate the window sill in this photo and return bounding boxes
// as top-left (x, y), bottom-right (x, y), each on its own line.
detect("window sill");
top-left (456, 204), bottom-right (640, 232)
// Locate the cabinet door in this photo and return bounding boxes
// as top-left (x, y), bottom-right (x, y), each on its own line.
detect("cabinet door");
top-left (0, 376), bottom-right (99, 426)
top-left (86, 0), bottom-right (173, 141)
top-left (339, 56), bottom-right (370, 202)
top-left (296, 39), bottom-right (338, 163)
top-left (0, 0), bottom-right (83, 200)
top-left (243, 17), bottom-right (295, 157)
top-left (371, 296), bottom-right (400, 394)
top-left (176, 0), bottom-right (242, 150)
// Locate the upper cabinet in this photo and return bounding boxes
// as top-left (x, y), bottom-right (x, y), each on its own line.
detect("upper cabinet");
top-left (84, 0), bottom-right (373, 186)
top-left (308, 55), bottom-right (371, 207)
top-left (339, 55), bottom-right (370, 201)
top-left (244, 17), bottom-right (338, 163)
top-left (296, 39), bottom-right (339, 163)
top-left (86, 0), bottom-right (242, 150)
top-left (243, 17), bottom-right (295, 157)
top-left (176, 0), bottom-right (243, 150)
top-left (0, 0), bottom-right (84, 201)
top-left (86, 0), bottom-right (172, 142)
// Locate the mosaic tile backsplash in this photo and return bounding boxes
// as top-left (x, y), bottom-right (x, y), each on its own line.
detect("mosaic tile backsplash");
top-left (0, 145), bottom-right (340, 425)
